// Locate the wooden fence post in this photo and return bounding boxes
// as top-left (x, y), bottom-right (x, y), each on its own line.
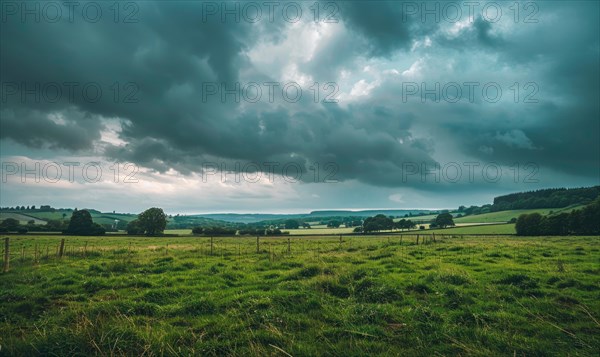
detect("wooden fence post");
top-left (256, 236), bottom-right (260, 254)
top-left (210, 237), bottom-right (214, 256)
top-left (58, 239), bottom-right (65, 258)
top-left (416, 234), bottom-right (419, 245)
top-left (287, 238), bottom-right (291, 254)
top-left (3, 238), bottom-right (9, 273)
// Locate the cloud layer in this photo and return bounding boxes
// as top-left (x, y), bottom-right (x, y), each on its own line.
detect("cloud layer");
top-left (1, 1), bottom-right (598, 210)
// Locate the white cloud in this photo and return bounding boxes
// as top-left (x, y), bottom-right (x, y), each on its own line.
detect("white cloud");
top-left (495, 130), bottom-right (537, 149)
top-left (388, 193), bottom-right (405, 203)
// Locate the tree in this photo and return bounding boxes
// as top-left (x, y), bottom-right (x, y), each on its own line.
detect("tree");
top-left (578, 197), bottom-right (600, 234)
top-left (327, 220), bottom-right (341, 228)
top-left (46, 219), bottom-right (68, 232)
top-left (363, 214), bottom-right (394, 233)
top-left (539, 213), bottom-right (569, 235)
top-left (0, 218), bottom-right (20, 232)
top-left (137, 207), bottom-right (167, 236)
top-left (515, 213), bottom-right (542, 236)
top-left (65, 210), bottom-right (105, 235)
top-left (434, 213), bottom-right (455, 228)
top-left (284, 219), bottom-right (300, 229)
top-left (192, 226), bottom-right (204, 235)
top-left (127, 219), bottom-right (144, 235)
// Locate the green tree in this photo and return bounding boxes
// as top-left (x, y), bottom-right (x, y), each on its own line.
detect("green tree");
top-left (363, 214), bottom-right (394, 233)
top-left (578, 197), bottom-right (600, 234)
top-left (65, 209), bottom-right (105, 235)
top-left (434, 213), bottom-right (455, 228)
top-left (0, 218), bottom-right (20, 232)
top-left (515, 213), bottom-right (542, 236)
top-left (284, 219), bottom-right (300, 229)
top-left (46, 219), bottom-right (68, 232)
top-left (126, 219), bottom-right (144, 235)
top-left (327, 220), bottom-right (341, 228)
top-left (137, 207), bottom-right (167, 236)
top-left (192, 226), bottom-right (204, 235)
top-left (539, 213), bottom-right (570, 235)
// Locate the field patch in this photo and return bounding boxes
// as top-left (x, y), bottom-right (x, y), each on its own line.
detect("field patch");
top-left (0, 234), bottom-right (598, 356)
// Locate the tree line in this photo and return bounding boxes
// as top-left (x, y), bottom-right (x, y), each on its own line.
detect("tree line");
top-left (493, 186), bottom-right (599, 211)
top-left (515, 198), bottom-right (600, 236)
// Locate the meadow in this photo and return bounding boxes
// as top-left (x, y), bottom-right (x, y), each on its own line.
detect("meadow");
top-left (427, 223), bottom-right (517, 235)
top-left (1, 234), bottom-right (598, 356)
top-left (453, 206), bottom-right (585, 224)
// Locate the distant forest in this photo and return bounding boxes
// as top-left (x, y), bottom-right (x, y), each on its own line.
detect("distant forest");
top-left (492, 186), bottom-right (600, 211)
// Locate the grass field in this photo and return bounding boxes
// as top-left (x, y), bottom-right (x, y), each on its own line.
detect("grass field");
top-left (0, 212), bottom-right (47, 225)
top-left (454, 206), bottom-right (584, 224)
top-left (286, 227), bottom-right (355, 235)
top-left (1, 234), bottom-right (598, 356)
top-left (427, 223), bottom-right (517, 235)
top-left (1, 210), bottom-right (137, 227)
top-left (164, 229), bottom-right (194, 235)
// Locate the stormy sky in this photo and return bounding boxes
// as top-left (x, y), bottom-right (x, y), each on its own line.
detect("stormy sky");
top-left (1, 1), bottom-right (599, 213)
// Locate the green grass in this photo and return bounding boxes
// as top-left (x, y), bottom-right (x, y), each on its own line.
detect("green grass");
top-left (1, 234), bottom-right (598, 356)
top-left (286, 227), bottom-right (355, 235)
top-left (164, 229), bottom-right (193, 235)
top-left (0, 212), bottom-right (47, 225)
top-left (394, 214), bottom-right (439, 222)
top-left (1, 210), bottom-right (137, 226)
top-left (454, 205), bottom-right (585, 224)
top-left (427, 223), bottom-right (517, 235)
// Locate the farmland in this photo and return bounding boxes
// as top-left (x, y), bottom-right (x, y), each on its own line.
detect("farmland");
top-left (453, 205), bottom-right (585, 224)
top-left (1, 234), bottom-right (598, 356)
top-left (427, 223), bottom-right (517, 235)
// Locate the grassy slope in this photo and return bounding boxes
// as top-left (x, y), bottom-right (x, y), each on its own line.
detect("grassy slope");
top-left (427, 223), bottom-right (517, 235)
top-left (0, 235), bottom-right (598, 356)
top-left (3, 210), bottom-right (137, 226)
top-left (287, 227), bottom-right (355, 235)
top-left (454, 205), bottom-right (585, 224)
top-left (0, 212), bottom-right (47, 225)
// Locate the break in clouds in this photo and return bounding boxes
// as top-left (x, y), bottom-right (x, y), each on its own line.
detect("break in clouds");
top-left (0, 1), bottom-right (599, 211)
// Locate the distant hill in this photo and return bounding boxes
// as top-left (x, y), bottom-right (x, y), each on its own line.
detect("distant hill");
top-left (195, 213), bottom-right (308, 224)
top-left (492, 186), bottom-right (600, 211)
top-left (196, 209), bottom-right (437, 223)
top-left (308, 209), bottom-right (432, 217)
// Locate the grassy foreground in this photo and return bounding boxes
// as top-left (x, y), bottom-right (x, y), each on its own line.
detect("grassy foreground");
top-left (1, 235), bottom-right (599, 356)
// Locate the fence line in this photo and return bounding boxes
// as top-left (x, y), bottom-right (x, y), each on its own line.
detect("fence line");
top-left (1, 234), bottom-right (526, 273)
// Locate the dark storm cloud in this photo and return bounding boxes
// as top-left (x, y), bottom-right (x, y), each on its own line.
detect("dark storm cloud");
top-left (0, 107), bottom-right (103, 150)
top-left (336, 1), bottom-right (415, 57)
top-left (428, 1), bottom-right (599, 178)
top-left (1, 1), bottom-right (255, 143)
top-left (1, 0), bottom-right (598, 192)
